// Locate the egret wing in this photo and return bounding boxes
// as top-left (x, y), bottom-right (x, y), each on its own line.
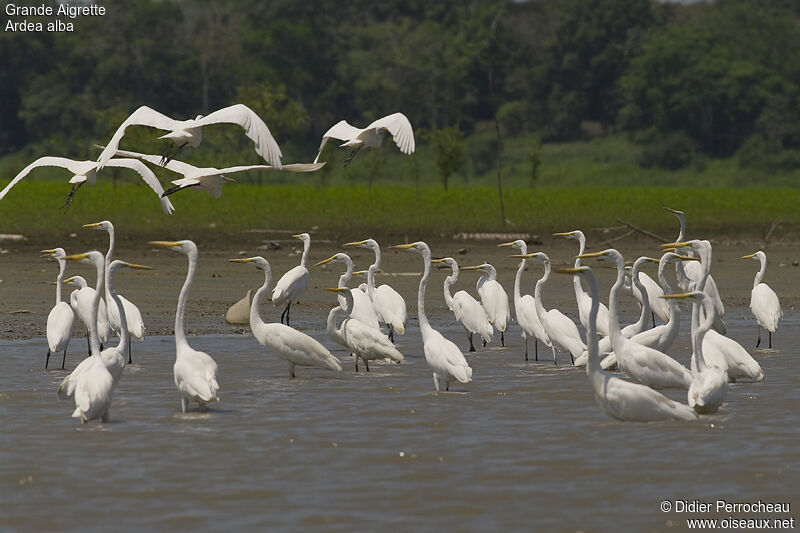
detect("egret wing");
top-left (0, 157), bottom-right (94, 199)
top-left (97, 106), bottom-right (183, 169)
top-left (314, 120), bottom-right (362, 162)
top-left (367, 112), bottom-right (415, 154)
top-left (104, 158), bottom-right (175, 214)
top-left (194, 104), bottom-right (282, 168)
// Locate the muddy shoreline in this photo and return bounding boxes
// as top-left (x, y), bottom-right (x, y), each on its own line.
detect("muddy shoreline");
top-left (2, 231), bottom-right (797, 341)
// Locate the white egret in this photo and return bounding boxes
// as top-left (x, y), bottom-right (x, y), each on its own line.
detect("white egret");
top-left (743, 251), bottom-right (782, 349)
top-left (58, 259), bottom-right (152, 397)
top-left (65, 276), bottom-right (112, 351)
top-left (343, 239), bottom-right (407, 341)
top-left (96, 104), bottom-right (282, 169)
top-left (390, 242), bottom-right (472, 392)
top-left (462, 262), bottom-right (509, 347)
top-left (579, 249), bottom-right (692, 390)
top-left (664, 207), bottom-right (726, 333)
top-left (108, 148), bottom-right (324, 199)
top-left (229, 257), bottom-right (342, 377)
top-left (498, 240), bottom-right (551, 361)
top-left (150, 240), bottom-right (220, 412)
top-left (272, 233), bottom-right (311, 326)
top-left (514, 252), bottom-right (585, 364)
top-left (557, 266), bottom-right (697, 422)
top-left (84, 221), bottom-right (145, 363)
top-left (0, 156), bottom-right (174, 213)
top-left (41, 248), bottom-right (74, 369)
top-left (664, 240), bottom-right (763, 382)
top-left (552, 230), bottom-right (611, 336)
top-left (326, 287), bottom-right (404, 372)
top-left (628, 253), bottom-right (698, 352)
top-left (664, 292), bottom-right (728, 414)
top-left (433, 257), bottom-right (493, 352)
top-left (315, 112), bottom-right (415, 166)
top-left (57, 251), bottom-right (114, 423)
top-left (631, 263), bottom-right (669, 327)
top-left (315, 253), bottom-right (380, 330)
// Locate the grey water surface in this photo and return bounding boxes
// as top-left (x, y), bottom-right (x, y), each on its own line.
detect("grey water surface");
top-left (2, 310), bottom-right (798, 532)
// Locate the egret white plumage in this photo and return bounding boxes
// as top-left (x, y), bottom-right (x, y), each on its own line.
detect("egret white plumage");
top-left (229, 257), bottom-right (342, 377)
top-left (462, 262), bottom-right (509, 347)
top-left (513, 252), bottom-right (585, 364)
top-left (96, 104), bottom-right (282, 169)
top-left (41, 248), bottom-right (74, 369)
top-left (326, 287), bottom-right (403, 372)
top-left (58, 260), bottom-right (152, 398)
top-left (315, 253), bottom-right (380, 331)
top-left (108, 148), bottom-right (324, 199)
top-left (557, 266), bottom-right (697, 422)
top-left (552, 230), bottom-right (611, 336)
top-left (390, 242), bottom-right (472, 392)
top-left (150, 240), bottom-right (219, 412)
top-left (57, 251), bottom-right (114, 423)
top-left (743, 251), bottom-right (782, 349)
top-left (343, 238), bottom-right (407, 342)
top-left (433, 257), bottom-right (492, 352)
top-left (579, 249), bottom-right (692, 390)
top-left (272, 233), bottom-right (311, 326)
top-left (315, 112), bottom-right (415, 166)
top-left (663, 240), bottom-right (763, 382)
top-left (65, 276), bottom-right (112, 352)
top-left (664, 292), bottom-right (728, 414)
top-left (498, 240), bottom-right (551, 361)
top-left (0, 156), bottom-right (174, 213)
top-left (84, 221), bottom-right (145, 363)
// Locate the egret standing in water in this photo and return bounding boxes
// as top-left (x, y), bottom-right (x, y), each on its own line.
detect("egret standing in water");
top-left (315, 252), bottom-right (380, 331)
top-left (743, 251), bottom-right (782, 349)
top-left (462, 263), bottom-right (509, 347)
top-left (433, 257), bottom-right (492, 352)
top-left (390, 242), bottom-right (472, 392)
top-left (151, 240), bottom-right (219, 413)
top-left (556, 266), bottom-right (697, 422)
top-left (272, 233), bottom-right (312, 326)
top-left (229, 257), bottom-right (342, 377)
top-left (41, 248), bottom-right (74, 369)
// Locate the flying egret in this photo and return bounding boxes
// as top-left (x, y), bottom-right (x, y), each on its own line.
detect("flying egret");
top-left (57, 251), bottom-right (114, 423)
top-left (41, 248), bottom-right (74, 369)
top-left (150, 240), bottom-right (220, 412)
top-left (579, 249), bottom-right (692, 390)
top-left (433, 257), bottom-right (493, 352)
top-left (272, 233), bottom-right (311, 326)
top-left (498, 240), bottom-right (552, 361)
top-left (664, 207), bottom-right (726, 333)
top-left (513, 252), bottom-right (585, 364)
top-left (462, 263), bottom-right (509, 347)
top-left (743, 251), bottom-right (782, 349)
top-left (664, 292), bottom-right (728, 414)
top-left (343, 239), bottom-right (407, 342)
top-left (315, 112), bottom-right (415, 166)
top-left (0, 156), bottom-right (174, 213)
top-left (663, 240), bottom-right (763, 382)
top-left (627, 253), bottom-right (698, 352)
top-left (96, 104), bottom-right (282, 169)
top-left (58, 260), bottom-right (152, 399)
top-left (326, 287), bottom-right (404, 372)
top-left (84, 221), bottom-right (145, 363)
top-left (229, 257), bottom-right (342, 377)
top-left (390, 242), bottom-right (472, 392)
top-left (556, 266), bottom-right (697, 422)
top-left (107, 148), bottom-right (324, 199)
top-left (552, 230), bottom-right (611, 336)
top-left (315, 253), bottom-right (380, 330)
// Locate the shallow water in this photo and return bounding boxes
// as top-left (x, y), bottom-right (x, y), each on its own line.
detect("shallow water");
top-left (2, 310), bottom-right (798, 532)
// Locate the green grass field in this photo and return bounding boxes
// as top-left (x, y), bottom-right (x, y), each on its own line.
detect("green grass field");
top-left (2, 180), bottom-right (798, 243)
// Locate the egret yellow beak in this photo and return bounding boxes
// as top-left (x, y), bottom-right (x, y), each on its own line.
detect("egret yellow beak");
top-left (344, 240), bottom-right (367, 247)
top-left (497, 241), bottom-right (516, 247)
top-left (661, 293), bottom-right (696, 300)
top-left (315, 256), bottom-right (337, 267)
top-left (223, 177), bottom-right (236, 183)
top-left (431, 258), bottom-right (448, 263)
top-left (552, 232), bottom-right (574, 237)
top-left (389, 243), bottom-right (414, 250)
top-left (64, 253), bottom-right (90, 261)
top-left (82, 222), bottom-right (103, 228)
top-left (149, 241), bottom-right (181, 248)
top-left (353, 270), bottom-right (367, 276)
top-left (510, 253), bottom-right (535, 258)
top-left (326, 287), bottom-right (346, 293)
top-left (228, 258), bottom-right (255, 263)
top-left (40, 249), bottom-right (57, 257)
top-left (124, 263), bottom-right (153, 270)
top-left (577, 251), bottom-right (607, 259)
top-left (661, 241), bottom-right (691, 250)
top-left (742, 253), bottom-right (757, 259)
top-left (460, 265), bottom-right (483, 271)
top-left (663, 207), bottom-right (683, 215)
top-left (555, 267), bottom-right (586, 274)
top-left (291, 234), bottom-right (304, 239)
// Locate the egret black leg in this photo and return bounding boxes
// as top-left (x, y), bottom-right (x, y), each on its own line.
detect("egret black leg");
top-left (468, 333), bottom-right (475, 352)
top-left (343, 145), bottom-right (362, 167)
top-left (128, 337), bottom-right (133, 364)
top-left (769, 330), bottom-right (772, 349)
top-left (524, 337), bottom-right (528, 361)
top-left (756, 325), bottom-right (762, 348)
top-left (61, 348), bottom-right (67, 369)
top-left (45, 349), bottom-right (51, 369)
top-left (501, 331), bottom-right (505, 347)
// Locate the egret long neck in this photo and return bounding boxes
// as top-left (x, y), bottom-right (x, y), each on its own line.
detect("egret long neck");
top-left (443, 268), bottom-right (457, 310)
top-left (692, 297), bottom-right (715, 372)
top-left (366, 264), bottom-right (377, 300)
top-left (104, 227), bottom-right (115, 302)
top-left (90, 257), bottom-right (105, 357)
top-left (753, 255), bottom-right (767, 288)
top-left (337, 259), bottom-right (354, 308)
top-left (630, 269), bottom-right (650, 331)
top-left (55, 258), bottom-right (66, 305)
top-left (533, 260), bottom-right (550, 323)
top-left (572, 237), bottom-right (586, 301)
top-left (584, 273), bottom-right (604, 387)
top-left (107, 266), bottom-right (129, 352)
top-left (299, 238), bottom-right (310, 269)
top-left (417, 249), bottom-right (432, 332)
top-left (513, 259), bottom-right (525, 305)
top-left (658, 258), bottom-right (680, 327)
top-left (175, 248), bottom-right (197, 348)
top-left (250, 267), bottom-right (272, 332)
top-left (607, 255), bottom-right (626, 351)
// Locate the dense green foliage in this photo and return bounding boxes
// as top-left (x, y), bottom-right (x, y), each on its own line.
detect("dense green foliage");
top-left (2, 0), bottom-right (799, 176)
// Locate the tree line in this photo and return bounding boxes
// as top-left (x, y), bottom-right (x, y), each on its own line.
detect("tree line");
top-left (2, 0), bottom-right (799, 173)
